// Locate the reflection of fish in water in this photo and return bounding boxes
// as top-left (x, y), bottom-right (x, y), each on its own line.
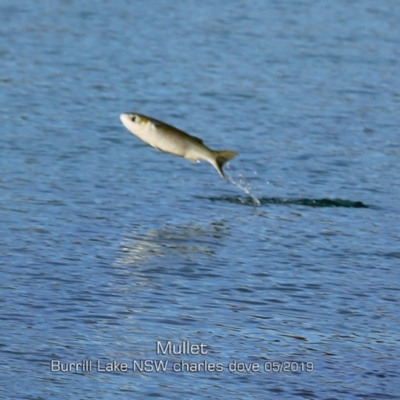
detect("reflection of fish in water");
top-left (115, 222), bottom-right (227, 266)
top-left (120, 112), bottom-right (237, 180)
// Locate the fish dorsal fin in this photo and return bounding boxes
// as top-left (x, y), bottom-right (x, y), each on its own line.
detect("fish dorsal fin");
top-left (191, 135), bottom-right (204, 145)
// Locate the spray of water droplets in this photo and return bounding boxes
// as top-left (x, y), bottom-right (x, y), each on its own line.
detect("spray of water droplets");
top-left (224, 164), bottom-right (261, 207)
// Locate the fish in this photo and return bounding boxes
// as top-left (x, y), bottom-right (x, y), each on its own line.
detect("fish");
top-left (119, 112), bottom-right (237, 180)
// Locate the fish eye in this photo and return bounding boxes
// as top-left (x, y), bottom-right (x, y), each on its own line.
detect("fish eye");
top-left (130, 114), bottom-right (140, 122)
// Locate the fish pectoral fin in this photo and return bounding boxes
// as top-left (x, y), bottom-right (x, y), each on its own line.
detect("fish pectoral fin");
top-left (154, 146), bottom-right (173, 155)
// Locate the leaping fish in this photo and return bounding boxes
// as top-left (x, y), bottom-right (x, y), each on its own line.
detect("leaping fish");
top-left (119, 112), bottom-right (237, 180)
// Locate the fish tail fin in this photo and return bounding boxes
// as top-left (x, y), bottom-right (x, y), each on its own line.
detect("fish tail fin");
top-left (212, 150), bottom-right (238, 180)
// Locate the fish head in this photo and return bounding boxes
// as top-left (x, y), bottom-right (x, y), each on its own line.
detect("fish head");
top-left (119, 112), bottom-right (152, 132)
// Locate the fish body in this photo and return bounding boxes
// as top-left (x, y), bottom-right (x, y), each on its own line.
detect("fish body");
top-left (119, 112), bottom-right (237, 179)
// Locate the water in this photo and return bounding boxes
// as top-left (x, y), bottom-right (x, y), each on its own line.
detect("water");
top-left (1, 1), bottom-right (399, 398)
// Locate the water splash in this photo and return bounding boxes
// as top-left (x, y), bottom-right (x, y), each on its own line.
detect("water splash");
top-left (219, 165), bottom-right (371, 209)
top-left (224, 163), bottom-right (261, 207)
top-left (203, 196), bottom-right (371, 208)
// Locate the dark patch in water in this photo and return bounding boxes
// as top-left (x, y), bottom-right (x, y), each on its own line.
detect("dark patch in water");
top-left (202, 196), bottom-right (371, 208)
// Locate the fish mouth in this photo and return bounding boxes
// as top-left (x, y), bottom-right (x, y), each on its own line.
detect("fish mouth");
top-left (119, 113), bottom-right (133, 128)
top-left (120, 112), bottom-right (133, 121)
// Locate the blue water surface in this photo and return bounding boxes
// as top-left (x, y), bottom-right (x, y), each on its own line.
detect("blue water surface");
top-left (1, 1), bottom-right (399, 399)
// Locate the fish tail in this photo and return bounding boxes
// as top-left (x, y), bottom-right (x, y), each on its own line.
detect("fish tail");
top-left (212, 150), bottom-right (238, 180)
